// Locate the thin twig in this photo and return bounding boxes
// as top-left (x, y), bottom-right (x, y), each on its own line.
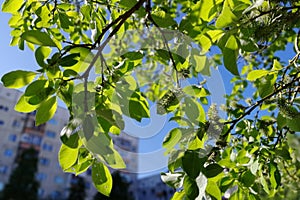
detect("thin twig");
top-left (145, 0), bottom-right (180, 87)
top-left (223, 76), bottom-right (300, 138)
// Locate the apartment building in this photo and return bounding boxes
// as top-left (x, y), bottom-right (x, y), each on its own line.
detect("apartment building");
top-left (136, 174), bottom-right (175, 200)
top-left (0, 84), bottom-right (71, 199)
top-left (0, 84), bottom-right (139, 199)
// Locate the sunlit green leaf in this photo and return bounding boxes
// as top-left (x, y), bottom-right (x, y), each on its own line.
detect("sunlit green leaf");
top-left (36, 96), bottom-right (57, 125)
top-left (21, 30), bottom-right (57, 47)
top-left (183, 85), bottom-right (210, 98)
top-left (35, 46), bottom-right (52, 68)
top-left (215, 0), bottom-right (238, 28)
top-left (152, 10), bottom-right (176, 27)
top-left (206, 180), bottom-right (221, 200)
top-left (58, 144), bottom-right (79, 171)
top-left (269, 162), bottom-right (281, 189)
top-left (14, 94), bottom-right (39, 113)
top-left (92, 162), bottom-right (113, 196)
top-left (1, 70), bottom-right (36, 88)
top-left (163, 128), bottom-right (182, 154)
top-left (2, 0), bottom-right (23, 13)
top-left (247, 70), bottom-right (271, 81)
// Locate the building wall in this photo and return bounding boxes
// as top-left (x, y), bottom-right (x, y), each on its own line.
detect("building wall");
top-left (111, 132), bottom-right (139, 199)
top-left (0, 85), bottom-right (70, 199)
top-left (0, 84), bottom-right (25, 190)
top-left (0, 84), bottom-right (140, 200)
top-left (137, 174), bottom-right (175, 200)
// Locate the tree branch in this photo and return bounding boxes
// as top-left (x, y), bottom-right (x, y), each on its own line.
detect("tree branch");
top-left (145, 0), bottom-right (180, 87)
top-left (223, 75), bottom-right (300, 138)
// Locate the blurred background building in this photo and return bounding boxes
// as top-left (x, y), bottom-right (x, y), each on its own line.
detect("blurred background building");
top-left (0, 84), bottom-right (172, 200)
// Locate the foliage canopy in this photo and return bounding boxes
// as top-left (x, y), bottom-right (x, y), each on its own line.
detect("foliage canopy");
top-left (1, 0), bottom-right (300, 199)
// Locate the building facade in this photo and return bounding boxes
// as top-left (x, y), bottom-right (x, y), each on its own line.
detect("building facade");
top-left (0, 84), bottom-right (71, 199)
top-left (136, 174), bottom-right (175, 200)
top-left (0, 84), bottom-right (140, 200)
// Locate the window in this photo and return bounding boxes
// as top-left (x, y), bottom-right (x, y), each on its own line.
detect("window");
top-left (0, 120), bottom-right (4, 126)
top-left (20, 134), bottom-right (42, 146)
top-left (45, 130), bottom-right (56, 138)
top-left (0, 165), bottom-right (8, 174)
top-left (32, 135), bottom-right (42, 146)
top-left (36, 173), bottom-right (47, 181)
top-left (0, 105), bottom-right (8, 112)
top-left (12, 120), bottom-right (21, 128)
top-left (54, 176), bottom-right (64, 184)
top-left (4, 149), bottom-right (13, 157)
top-left (42, 143), bottom-right (53, 152)
top-left (8, 134), bottom-right (17, 142)
top-left (39, 157), bottom-right (50, 166)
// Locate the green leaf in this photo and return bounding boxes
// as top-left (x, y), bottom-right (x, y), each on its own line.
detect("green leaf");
top-left (203, 163), bottom-right (224, 178)
top-left (80, 4), bottom-right (92, 20)
top-left (36, 96), bottom-right (57, 126)
top-left (222, 36), bottom-right (239, 75)
top-left (74, 159), bottom-right (93, 175)
top-left (184, 97), bottom-right (206, 125)
top-left (14, 94), bottom-right (39, 113)
top-left (59, 53), bottom-right (80, 67)
top-left (25, 80), bottom-right (48, 96)
top-left (215, 0), bottom-right (238, 28)
top-left (250, 160), bottom-right (259, 175)
top-left (182, 150), bottom-right (205, 179)
top-left (275, 146), bottom-right (292, 160)
top-left (82, 114), bottom-right (96, 140)
top-left (183, 176), bottom-right (199, 200)
top-left (59, 12), bottom-right (71, 29)
top-left (168, 149), bottom-right (184, 172)
top-left (260, 175), bottom-right (270, 194)
top-left (257, 74), bottom-right (277, 98)
top-left (196, 0), bottom-right (218, 22)
top-left (128, 91), bottom-right (150, 121)
top-left (286, 116), bottom-right (300, 132)
top-left (58, 144), bottom-right (79, 171)
top-left (21, 30), bottom-right (57, 47)
top-left (277, 113), bottom-right (287, 130)
top-left (1, 70), bottom-right (36, 88)
top-left (122, 51), bottom-right (143, 60)
top-left (241, 170), bottom-right (256, 187)
top-left (152, 10), bottom-right (176, 28)
top-left (206, 180), bottom-right (221, 200)
top-left (272, 59), bottom-right (283, 71)
top-left (171, 191), bottom-right (185, 200)
top-left (79, 130), bottom-right (126, 169)
top-left (61, 133), bottom-right (81, 149)
top-left (25, 80), bottom-right (54, 105)
top-left (183, 85), bottom-right (210, 98)
top-left (163, 128), bottom-right (182, 154)
top-left (92, 162), bottom-right (113, 196)
top-left (35, 46), bottom-right (52, 68)
top-left (2, 0), bottom-right (23, 13)
top-left (247, 70), bottom-right (270, 81)
top-left (269, 162), bottom-right (281, 189)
